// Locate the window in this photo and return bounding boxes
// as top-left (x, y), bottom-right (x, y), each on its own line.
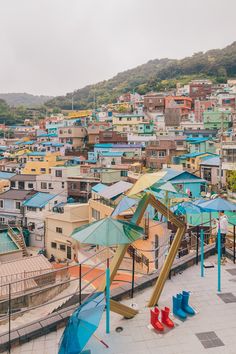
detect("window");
top-left (121, 170), bottom-right (128, 177)
top-left (27, 206), bottom-right (37, 211)
top-left (92, 208), bottom-right (100, 220)
top-left (29, 222), bottom-right (35, 230)
top-left (49, 183), bottom-right (53, 189)
top-left (41, 182), bottom-right (47, 189)
top-left (31, 169), bottom-right (36, 172)
top-left (15, 201), bottom-right (21, 210)
top-left (55, 170), bottom-right (62, 177)
top-left (11, 181), bottom-right (16, 188)
top-left (40, 168), bottom-right (46, 173)
top-left (158, 151), bottom-right (166, 158)
top-left (51, 242), bottom-right (57, 249)
top-left (56, 227), bottom-right (63, 234)
top-left (80, 182), bottom-right (87, 191)
top-left (61, 182), bottom-right (64, 188)
top-left (71, 183), bottom-right (77, 190)
top-left (28, 183), bottom-right (34, 189)
top-left (59, 244), bottom-right (66, 251)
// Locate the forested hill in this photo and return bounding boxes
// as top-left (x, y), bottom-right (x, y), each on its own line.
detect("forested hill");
top-left (0, 93), bottom-right (53, 107)
top-left (46, 41), bottom-right (236, 110)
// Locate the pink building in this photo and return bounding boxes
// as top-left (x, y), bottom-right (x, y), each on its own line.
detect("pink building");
top-left (194, 100), bottom-right (216, 122)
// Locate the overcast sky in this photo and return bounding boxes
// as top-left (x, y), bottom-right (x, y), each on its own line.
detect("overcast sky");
top-left (0, 0), bottom-right (235, 96)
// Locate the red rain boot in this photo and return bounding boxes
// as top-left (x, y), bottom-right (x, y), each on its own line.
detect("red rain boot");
top-left (150, 307), bottom-right (164, 331)
top-left (161, 307), bottom-right (174, 328)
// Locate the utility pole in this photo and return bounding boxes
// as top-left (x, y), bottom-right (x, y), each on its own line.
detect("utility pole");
top-left (71, 93), bottom-right (74, 111)
top-left (218, 111), bottom-right (224, 191)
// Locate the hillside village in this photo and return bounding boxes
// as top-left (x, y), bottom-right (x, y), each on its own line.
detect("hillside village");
top-left (1, 76), bottom-right (236, 352)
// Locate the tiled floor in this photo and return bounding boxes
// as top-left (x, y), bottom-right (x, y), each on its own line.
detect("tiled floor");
top-left (8, 256), bottom-right (236, 354)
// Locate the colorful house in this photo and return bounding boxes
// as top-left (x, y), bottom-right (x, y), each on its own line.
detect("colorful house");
top-left (152, 168), bottom-right (208, 198)
top-left (186, 137), bottom-right (216, 154)
top-left (22, 152), bottom-right (65, 175)
top-left (23, 192), bottom-right (66, 247)
top-left (175, 152), bottom-right (218, 173)
top-left (203, 108), bottom-right (232, 130)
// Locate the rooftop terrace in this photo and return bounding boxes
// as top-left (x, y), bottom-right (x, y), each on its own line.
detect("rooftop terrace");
top-left (6, 255), bottom-right (236, 354)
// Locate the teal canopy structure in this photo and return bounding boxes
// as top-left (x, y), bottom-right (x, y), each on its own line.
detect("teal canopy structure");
top-left (72, 217), bottom-right (144, 246)
top-left (71, 217), bottom-right (144, 334)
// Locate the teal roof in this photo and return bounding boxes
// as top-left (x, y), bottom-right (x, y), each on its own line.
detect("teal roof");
top-left (186, 138), bottom-right (210, 144)
top-left (23, 192), bottom-right (56, 208)
top-left (27, 152), bottom-right (46, 156)
top-left (101, 152), bottom-right (123, 157)
top-left (95, 144), bottom-right (113, 148)
top-left (24, 140), bottom-right (36, 145)
top-left (37, 133), bottom-right (58, 138)
top-left (178, 152), bottom-right (207, 160)
top-left (153, 168), bottom-right (207, 186)
top-left (92, 183), bottom-right (107, 193)
top-left (0, 172), bottom-right (16, 180)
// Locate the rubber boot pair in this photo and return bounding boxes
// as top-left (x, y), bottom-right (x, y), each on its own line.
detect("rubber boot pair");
top-left (150, 306), bottom-right (174, 331)
top-left (172, 291), bottom-right (195, 320)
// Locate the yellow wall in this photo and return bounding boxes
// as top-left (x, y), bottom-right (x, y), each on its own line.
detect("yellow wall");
top-left (0, 179), bottom-right (10, 192)
top-left (186, 153), bottom-right (212, 173)
top-left (112, 116), bottom-right (142, 133)
top-left (45, 203), bottom-right (89, 261)
top-left (89, 199), bottom-right (113, 222)
top-left (22, 153), bottom-right (65, 175)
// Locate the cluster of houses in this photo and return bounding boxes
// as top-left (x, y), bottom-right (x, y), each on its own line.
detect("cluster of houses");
top-left (0, 78), bottom-right (236, 265)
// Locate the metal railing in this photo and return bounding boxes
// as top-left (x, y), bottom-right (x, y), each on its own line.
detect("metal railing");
top-left (2, 221), bottom-right (235, 352)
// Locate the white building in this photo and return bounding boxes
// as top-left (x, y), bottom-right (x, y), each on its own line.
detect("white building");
top-left (23, 192), bottom-right (66, 248)
top-left (36, 166), bottom-right (81, 196)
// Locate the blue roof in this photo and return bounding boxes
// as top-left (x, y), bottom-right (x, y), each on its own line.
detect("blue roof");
top-left (95, 144), bottom-right (113, 148)
top-left (178, 152), bottom-right (207, 159)
top-left (94, 143), bottom-right (142, 149)
top-left (40, 142), bottom-right (63, 147)
top-left (40, 142), bottom-right (52, 146)
top-left (27, 152), bottom-right (46, 156)
top-left (0, 172), bottom-right (16, 180)
top-left (186, 138), bottom-right (210, 144)
top-left (52, 143), bottom-right (64, 147)
top-left (200, 156), bottom-right (220, 166)
top-left (24, 140), bottom-right (36, 145)
top-left (37, 133), bottom-right (58, 138)
top-left (23, 192), bottom-right (56, 208)
top-left (153, 168), bottom-right (207, 185)
top-left (0, 146), bottom-right (8, 151)
top-left (14, 140), bottom-right (36, 146)
top-left (101, 152), bottom-right (123, 157)
top-left (92, 183), bottom-right (107, 193)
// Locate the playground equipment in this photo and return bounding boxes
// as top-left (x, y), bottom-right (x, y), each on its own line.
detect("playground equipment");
top-left (98, 192), bottom-right (186, 318)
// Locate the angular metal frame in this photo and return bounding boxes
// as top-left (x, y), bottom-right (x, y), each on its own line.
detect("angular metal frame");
top-left (99, 192), bottom-right (186, 317)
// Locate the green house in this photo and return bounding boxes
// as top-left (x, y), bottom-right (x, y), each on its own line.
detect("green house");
top-left (203, 108), bottom-right (232, 130)
top-left (138, 122), bottom-right (154, 135)
top-left (186, 138), bottom-right (216, 154)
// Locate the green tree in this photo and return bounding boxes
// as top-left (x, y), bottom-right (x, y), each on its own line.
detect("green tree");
top-left (227, 171), bottom-right (236, 192)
